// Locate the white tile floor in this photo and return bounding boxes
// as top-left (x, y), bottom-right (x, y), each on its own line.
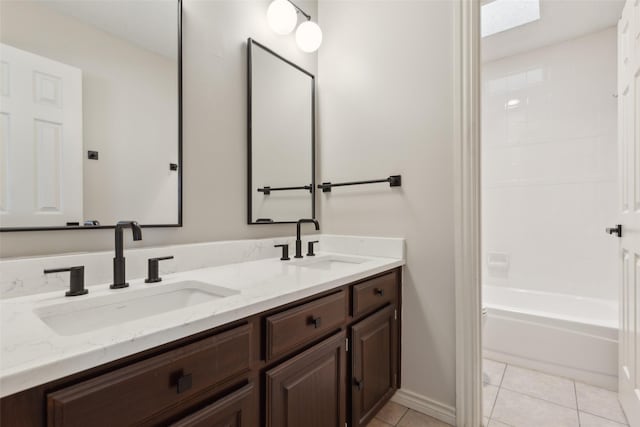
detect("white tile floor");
top-left (484, 359), bottom-right (629, 427)
top-left (369, 401), bottom-right (452, 426)
top-left (368, 359), bottom-right (629, 427)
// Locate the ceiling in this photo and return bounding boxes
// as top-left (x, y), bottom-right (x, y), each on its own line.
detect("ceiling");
top-left (43, 0), bottom-right (178, 59)
top-left (482, 0), bottom-right (625, 62)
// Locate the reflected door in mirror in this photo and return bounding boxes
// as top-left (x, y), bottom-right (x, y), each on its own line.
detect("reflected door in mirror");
top-left (1, 43), bottom-right (83, 228)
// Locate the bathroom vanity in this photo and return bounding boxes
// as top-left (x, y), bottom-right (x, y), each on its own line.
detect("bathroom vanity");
top-left (0, 237), bottom-right (404, 427)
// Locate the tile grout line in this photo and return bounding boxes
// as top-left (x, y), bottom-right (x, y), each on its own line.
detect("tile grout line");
top-left (394, 407), bottom-right (409, 426)
top-left (488, 361), bottom-right (508, 422)
top-left (573, 379), bottom-right (581, 427)
top-left (579, 409), bottom-right (629, 426)
top-left (497, 384), bottom-right (579, 412)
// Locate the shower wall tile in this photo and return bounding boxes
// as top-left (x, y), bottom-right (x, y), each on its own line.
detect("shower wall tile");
top-left (481, 27), bottom-right (618, 301)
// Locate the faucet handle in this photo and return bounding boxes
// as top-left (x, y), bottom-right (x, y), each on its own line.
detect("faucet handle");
top-left (44, 266), bottom-right (88, 297)
top-left (274, 244), bottom-right (290, 261)
top-left (145, 256), bottom-right (174, 283)
top-left (307, 241), bottom-right (319, 257)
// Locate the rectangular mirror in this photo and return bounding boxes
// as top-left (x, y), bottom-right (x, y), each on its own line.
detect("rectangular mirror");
top-left (248, 38), bottom-right (315, 224)
top-left (0, 0), bottom-right (182, 231)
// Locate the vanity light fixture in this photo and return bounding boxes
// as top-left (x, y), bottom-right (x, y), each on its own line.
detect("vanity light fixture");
top-left (296, 20), bottom-right (322, 53)
top-left (266, 0), bottom-right (322, 52)
top-left (267, 0), bottom-right (297, 35)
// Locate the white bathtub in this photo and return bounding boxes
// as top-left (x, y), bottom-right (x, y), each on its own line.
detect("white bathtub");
top-left (483, 285), bottom-right (619, 390)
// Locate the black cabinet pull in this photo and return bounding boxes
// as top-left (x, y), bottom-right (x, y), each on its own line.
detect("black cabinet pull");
top-left (354, 378), bottom-right (364, 391)
top-left (374, 288), bottom-right (385, 297)
top-left (309, 316), bottom-right (322, 329)
top-left (176, 373), bottom-right (192, 394)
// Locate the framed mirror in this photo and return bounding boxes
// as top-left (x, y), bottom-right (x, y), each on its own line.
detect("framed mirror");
top-left (0, 0), bottom-right (182, 231)
top-left (247, 38), bottom-right (315, 224)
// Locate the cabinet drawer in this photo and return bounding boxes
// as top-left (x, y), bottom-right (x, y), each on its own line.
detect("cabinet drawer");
top-left (265, 291), bottom-right (347, 361)
top-left (170, 382), bottom-right (256, 427)
top-left (352, 271), bottom-right (397, 317)
top-left (47, 324), bottom-right (252, 427)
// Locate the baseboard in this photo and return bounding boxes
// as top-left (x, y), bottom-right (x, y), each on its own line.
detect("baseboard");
top-left (483, 349), bottom-right (618, 391)
top-left (391, 389), bottom-right (456, 426)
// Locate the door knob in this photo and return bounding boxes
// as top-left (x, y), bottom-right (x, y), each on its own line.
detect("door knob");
top-left (606, 224), bottom-right (622, 237)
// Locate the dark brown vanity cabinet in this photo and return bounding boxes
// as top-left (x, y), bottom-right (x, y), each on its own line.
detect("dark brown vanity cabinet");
top-left (350, 306), bottom-right (398, 427)
top-left (0, 268), bottom-right (401, 427)
top-left (170, 383), bottom-right (257, 427)
top-left (265, 331), bottom-right (347, 427)
top-left (46, 325), bottom-right (254, 427)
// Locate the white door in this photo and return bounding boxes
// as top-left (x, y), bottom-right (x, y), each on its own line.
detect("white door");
top-left (618, 0), bottom-right (640, 424)
top-left (0, 43), bottom-right (82, 228)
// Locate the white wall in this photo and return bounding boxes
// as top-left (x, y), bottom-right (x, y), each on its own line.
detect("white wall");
top-left (482, 28), bottom-right (618, 301)
top-left (318, 0), bottom-right (456, 411)
top-left (0, 0), bottom-right (318, 258)
top-left (1, 1), bottom-right (179, 226)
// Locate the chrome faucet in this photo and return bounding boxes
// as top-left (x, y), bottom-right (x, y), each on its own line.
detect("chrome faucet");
top-left (295, 219), bottom-right (320, 258)
top-left (111, 220), bottom-right (142, 289)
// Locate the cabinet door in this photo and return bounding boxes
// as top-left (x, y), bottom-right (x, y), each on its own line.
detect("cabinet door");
top-left (265, 331), bottom-right (346, 427)
top-left (170, 383), bottom-right (256, 427)
top-left (351, 305), bottom-right (398, 427)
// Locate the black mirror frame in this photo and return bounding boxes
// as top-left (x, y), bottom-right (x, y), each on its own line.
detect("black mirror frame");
top-left (1, 0), bottom-right (183, 232)
top-left (246, 38), bottom-right (316, 225)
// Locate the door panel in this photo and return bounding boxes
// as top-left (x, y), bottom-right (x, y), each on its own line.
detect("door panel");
top-left (619, 0), bottom-right (640, 424)
top-left (265, 331), bottom-right (346, 427)
top-left (351, 305), bottom-right (398, 427)
top-left (34, 119), bottom-right (62, 211)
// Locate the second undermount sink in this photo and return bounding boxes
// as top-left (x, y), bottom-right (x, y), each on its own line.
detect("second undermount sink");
top-left (34, 281), bottom-right (239, 336)
top-left (291, 255), bottom-right (369, 270)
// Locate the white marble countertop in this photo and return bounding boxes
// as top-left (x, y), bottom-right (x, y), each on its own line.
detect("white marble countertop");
top-left (0, 251), bottom-right (403, 398)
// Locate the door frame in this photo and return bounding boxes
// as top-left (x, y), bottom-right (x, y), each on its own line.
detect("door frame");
top-left (453, 0), bottom-right (483, 426)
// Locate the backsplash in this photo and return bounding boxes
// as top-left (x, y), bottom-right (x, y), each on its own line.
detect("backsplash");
top-left (0, 234), bottom-right (404, 299)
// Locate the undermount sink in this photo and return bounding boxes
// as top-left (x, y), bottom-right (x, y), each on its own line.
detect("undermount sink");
top-left (291, 255), bottom-right (369, 270)
top-left (34, 281), bottom-right (239, 336)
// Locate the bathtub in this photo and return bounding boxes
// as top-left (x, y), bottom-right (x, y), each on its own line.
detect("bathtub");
top-left (483, 285), bottom-right (619, 390)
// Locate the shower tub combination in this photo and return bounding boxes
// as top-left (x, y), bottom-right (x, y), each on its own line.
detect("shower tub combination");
top-left (483, 285), bottom-right (618, 390)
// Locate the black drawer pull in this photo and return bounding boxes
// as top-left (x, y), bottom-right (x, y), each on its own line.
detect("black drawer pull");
top-left (309, 316), bottom-right (322, 329)
top-left (176, 373), bottom-right (192, 394)
top-left (374, 288), bottom-right (385, 297)
top-left (354, 378), bottom-right (364, 391)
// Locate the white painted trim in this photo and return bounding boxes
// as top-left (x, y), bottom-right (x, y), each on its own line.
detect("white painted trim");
top-left (453, 0), bottom-right (483, 426)
top-left (392, 389), bottom-right (457, 426)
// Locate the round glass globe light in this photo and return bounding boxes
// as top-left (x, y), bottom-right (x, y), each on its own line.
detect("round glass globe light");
top-left (267, 0), bottom-right (297, 35)
top-left (295, 21), bottom-right (322, 52)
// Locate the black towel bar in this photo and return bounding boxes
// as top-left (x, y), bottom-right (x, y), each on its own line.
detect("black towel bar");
top-left (317, 175), bottom-right (401, 193)
top-left (257, 185), bottom-right (312, 195)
